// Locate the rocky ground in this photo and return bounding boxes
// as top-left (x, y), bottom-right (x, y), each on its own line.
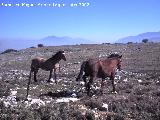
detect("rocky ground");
top-left (0, 43), bottom-right (160, 120)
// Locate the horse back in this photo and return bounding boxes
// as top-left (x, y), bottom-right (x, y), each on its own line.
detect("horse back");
top-left (31, 57), bottom-right (60, 71)
top-left (32, 57), bottom-right (46, 64)
top-left (100, 59), bottom-right (118, 74)
top-left (31, 57), bottom-right (46, 68)
top-left (85, 59), bottom-right (102, 76)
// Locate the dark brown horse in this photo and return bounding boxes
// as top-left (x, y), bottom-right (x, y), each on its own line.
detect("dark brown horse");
top-left (25, 51), bottom-right (66, 100)
top-left (76, 54), bottom-right (122, 95)
top-left (30, 50), bottom-right (66, 83)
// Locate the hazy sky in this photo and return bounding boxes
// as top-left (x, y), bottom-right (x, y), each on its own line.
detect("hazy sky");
top-left (0, 0), bottom-right (160, 43)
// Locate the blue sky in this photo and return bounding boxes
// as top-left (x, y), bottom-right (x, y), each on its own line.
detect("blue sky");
top-left (0, 0), bottom-right (160, 43)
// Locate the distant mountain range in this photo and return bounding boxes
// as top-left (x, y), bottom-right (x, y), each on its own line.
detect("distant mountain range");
top-left (1, 32), bottom-right (160, 51)
top-left (0, 36), bottom-right (94, 51)
top-left (40, 36), bottom-right (94, 46)
top-left (116, 31), bottom-right (160, 43)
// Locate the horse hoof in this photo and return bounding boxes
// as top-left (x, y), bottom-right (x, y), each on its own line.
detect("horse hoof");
top-left (87, 92), bottom-right (91, 96)
top-left (99, 90), bottom-right (103, 95)
top-left (47, 80), bottom-right (51, 83)
top-left (24, 98), bottom-right (28, 101)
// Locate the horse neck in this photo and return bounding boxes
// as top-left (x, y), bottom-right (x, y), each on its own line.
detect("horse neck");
top-left (49, 53), bottom-right (62, 64)
top-left (111, 58), bottom-right (120, 67)
top-left (108, 57), bottom-right (118, 61)
top-left (105, 58), bottom-right (119, 65)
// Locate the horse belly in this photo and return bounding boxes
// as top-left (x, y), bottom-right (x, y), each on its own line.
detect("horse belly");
top-left (97, 68), bottom-right (111, 78)
top-left (40, 63), bottom-right (52, 71)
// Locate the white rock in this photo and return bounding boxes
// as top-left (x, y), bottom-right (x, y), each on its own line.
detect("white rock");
top-left (94, 86), bottom-right (101, 90)
top-left (46, 100), bottom-right (51, 104)
top-left (2, 95), bottom-right (17, 107)
top-left (71, 93), bottom-right (77, 97)
top-left (31, 99), bottom-right (45, 106)
top-left (22, 87), bottom-right (27, 90)
top-left (50, 78), bottom-right (55, 82)
top-left (114, 81), bottom-right (117, 85)
top-left (15, 87), bottom-right (20, 90)
top-left (102, 103), bottom-right (108, 111)
top-left (123, 78), bottom-right (128, 82)
top-left (56, 98), bottom-right (79, 103)
top-left (62, 84), bottom-right (67, 87)
top-left (58, 79), bottom-right (62, 82)
top-left (11, 91), bottom-right (17, 96)
top-left (32, 86), bottom-right (38, 89)
top-left (138, 79), bottom-right (142, 83)
top-left (80, 81), bottom-right (85, 85)
top-left (3, 101), bottom-right (11, 107)
top-left (112, 91), bottom-right (118, 94)
top-left (25, 98), bottom-right (45, 107)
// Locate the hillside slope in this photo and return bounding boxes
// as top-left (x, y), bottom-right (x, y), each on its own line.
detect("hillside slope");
top-left (0, 43), bottom-right (160, 120)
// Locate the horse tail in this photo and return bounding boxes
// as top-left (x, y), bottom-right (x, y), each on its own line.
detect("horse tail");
top-left (25, 69), bottom-right (32, 100)
top-left (76, 61), bottom-right (87, 81)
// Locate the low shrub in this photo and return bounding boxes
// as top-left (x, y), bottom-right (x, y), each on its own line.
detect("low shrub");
top-left (1, 49), bottom-right (17, 54)
top-left (37, 44), bottom-right (44, 47)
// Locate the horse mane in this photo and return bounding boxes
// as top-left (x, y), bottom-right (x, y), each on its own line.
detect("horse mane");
top-left (108, 53), bottom-right (121, 58)
top-left (47, 51), bottom-right (64, 62)
top-left (51, 51), bottom-right (61, 59)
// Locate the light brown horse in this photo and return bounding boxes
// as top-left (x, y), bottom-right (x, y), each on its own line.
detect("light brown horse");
top-left (76, 54), bottom-right (122, 95)
top-left (25, 51), bottom-right (66, 100)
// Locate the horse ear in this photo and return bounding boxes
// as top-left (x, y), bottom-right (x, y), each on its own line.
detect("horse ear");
top-left (61, 51), bottom-right (65, 55)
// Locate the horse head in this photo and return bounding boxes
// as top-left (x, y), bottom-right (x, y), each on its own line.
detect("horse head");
top-left (117, 55), bottom-right (122, 71)
top-left (108, 53), bottom-right (122, 71)
top-left (57, 50), bottom-right (66, 61)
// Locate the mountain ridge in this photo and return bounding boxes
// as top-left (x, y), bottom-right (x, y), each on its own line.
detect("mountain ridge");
top-left (0, 36), bottom-right (94, 51)
top-left (40, 36), bottom-right (94, 45)
top-left (116, 31), bottom-right (160, 43)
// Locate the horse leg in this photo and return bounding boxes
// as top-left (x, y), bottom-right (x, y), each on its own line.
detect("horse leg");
top-left (82, 75), bottom-right (87, 88)
top-left (59, 65), bottom-right (60, 72)
top-left (110, 72), bottom-right (117, 94)
top-left (86, 76), bottom-right (94, 96)
top-left (100, 78), bottom-right (105, 95)
top-left (47, 70), bottom-right (53, 83)
top-left (25, 70), bottom-right (32, 100)
top-left (33, 70), bottom-right (38, 82)
top-left (54, 69), bottom-right (57, 84)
